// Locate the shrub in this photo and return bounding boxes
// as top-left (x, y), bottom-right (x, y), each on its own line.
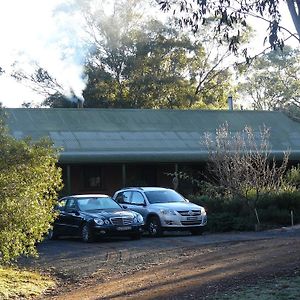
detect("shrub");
top-left (189, 190), bottom-right (300, 232)
top-left (0, 113), bottom-right (63, 263)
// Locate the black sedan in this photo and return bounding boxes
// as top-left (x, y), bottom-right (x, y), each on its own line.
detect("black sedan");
top-left (48, 194), bottom-right (144, 242)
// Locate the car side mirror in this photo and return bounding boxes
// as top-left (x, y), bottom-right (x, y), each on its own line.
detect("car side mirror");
top-left (70, 209), bottom-right (80, 215)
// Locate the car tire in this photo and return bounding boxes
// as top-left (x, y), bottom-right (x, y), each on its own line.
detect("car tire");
top-left (81, 223), bottom-right (94, 242)
top-left (147, 216), bottom-right (163, 237)
top-left (47, 229), bottom-right (59, 240)
top-left (130, 233), bottom-right (142, 240)
top-left (190, 228), bottom-right (203, 236)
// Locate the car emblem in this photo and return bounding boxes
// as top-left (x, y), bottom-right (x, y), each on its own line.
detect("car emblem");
top-left (188, 210), bottom-right (193, 216)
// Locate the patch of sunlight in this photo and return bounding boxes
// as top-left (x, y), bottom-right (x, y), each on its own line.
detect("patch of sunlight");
top-left (0, 266), bottom-right (56, 299)
top-left (212, 276), bottom-right (300, 300)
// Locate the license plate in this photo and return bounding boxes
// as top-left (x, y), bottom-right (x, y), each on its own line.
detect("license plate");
top-left (187, 216), bottom-right (198, 220)
top-left (117, 226), bottom-right (132, 231)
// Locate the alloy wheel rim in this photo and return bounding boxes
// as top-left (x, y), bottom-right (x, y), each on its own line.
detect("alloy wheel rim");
top-left (82, 225), bottom-right (89, 241)
top-left (149, 221), bottom-right (158, 235)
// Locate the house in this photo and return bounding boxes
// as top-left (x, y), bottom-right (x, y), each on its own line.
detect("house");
top-left (5, 108), bottom-right (300, 196)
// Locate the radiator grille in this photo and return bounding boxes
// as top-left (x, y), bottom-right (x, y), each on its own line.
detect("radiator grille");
top-left (110, 217), bottom-right (133, 226)
top-left (178, 210), bottom-right (201, 216)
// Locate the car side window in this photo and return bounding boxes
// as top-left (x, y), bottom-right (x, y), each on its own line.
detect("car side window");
top-left (57, 199), bottom-right (67, 211)
top-left (131, 192), bottom-right (145, 205)
top-left (116, 191), bottom-right (131, 204)
top-left (65, 199), bottom-right (77, 212)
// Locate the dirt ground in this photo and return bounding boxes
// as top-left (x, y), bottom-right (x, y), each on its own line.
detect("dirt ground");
top-left (25, 227), bottom-right (300, 300)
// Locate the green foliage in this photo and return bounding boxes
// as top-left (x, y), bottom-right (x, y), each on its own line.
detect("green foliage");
top-left (190, 190), bottom-right (300, 232)
top-left (159, 0), bottom-right (298, 56)
top-left (238, 47), bottom-right (300, 110)
top-left (0, 114), bottom-right (63, 263)
top-left (80, 1), bottom-right (234, 109)
top-left (285, 164), bottom-right (300, 189)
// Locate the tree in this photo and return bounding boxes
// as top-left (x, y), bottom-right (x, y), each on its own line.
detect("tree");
top-left (16, 0), bottom-right (238, 109)
top-left (204, 123), bottom-right (289, 225)
top-left (81, 0), bottom-right (235, 109)
top-left (11, 65), bottom-right (67, 103)
top-left (237, 46), bottom-right (300, 110)
top-left (159, 0), bottom-right (300, 57)
top-left (0, 110), bottom-right (63, 262)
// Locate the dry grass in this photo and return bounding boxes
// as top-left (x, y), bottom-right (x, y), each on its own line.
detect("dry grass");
top-left (0, 266), bottom-right (55, 299)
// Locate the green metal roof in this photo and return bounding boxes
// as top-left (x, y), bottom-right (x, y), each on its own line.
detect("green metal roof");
top-left (4, 108), bottom-right (300, 163)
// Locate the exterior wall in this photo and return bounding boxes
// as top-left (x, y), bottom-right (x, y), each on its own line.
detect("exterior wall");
top-left (60, 162), bottom-right (206, 197)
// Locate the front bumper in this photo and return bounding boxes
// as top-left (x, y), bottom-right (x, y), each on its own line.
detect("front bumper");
top-left (92, 224), bottom-right (143, 236)
top-left (160, 214), bottom-right (207, 229)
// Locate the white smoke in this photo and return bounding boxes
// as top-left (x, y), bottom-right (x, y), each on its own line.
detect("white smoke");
top-left (0, 0), bottom-right (88, 106)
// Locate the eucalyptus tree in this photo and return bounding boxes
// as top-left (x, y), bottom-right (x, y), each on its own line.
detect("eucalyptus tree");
top-left (10, 0), bottom-right (240, 109)
top-left (81, 0), bottom-right (236, 109)
top-left (238, 46), bottom-right (300, 110)
top-left (158, 0), bottom-right (300, 59)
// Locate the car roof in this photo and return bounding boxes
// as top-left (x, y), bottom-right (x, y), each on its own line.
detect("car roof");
top-left (119, 187), bottom-right (171, 192)
top-left (60, 194), bottom-right (111, 200)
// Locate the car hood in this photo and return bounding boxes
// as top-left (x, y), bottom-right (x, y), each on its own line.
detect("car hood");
top-left (149, 202), bottom-right (203, 210)
top-left (81, 209), bottom-right (138, 219)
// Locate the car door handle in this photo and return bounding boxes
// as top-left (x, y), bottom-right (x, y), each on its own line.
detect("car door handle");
top-left (123, 205), bottom-right (128, 209)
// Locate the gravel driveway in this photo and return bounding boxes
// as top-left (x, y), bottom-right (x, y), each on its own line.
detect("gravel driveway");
top-left (21, 226), bottom-right (300, 299)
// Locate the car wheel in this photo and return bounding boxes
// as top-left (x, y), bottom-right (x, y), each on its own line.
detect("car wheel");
top-left (147, 216), bottom-right (162, 237)
top-left (47, 229), bottom-right (59, 240)
top-left (190, 228), bottom-right (203, 236)
top-left (81, 223), bottom-right (94, 242)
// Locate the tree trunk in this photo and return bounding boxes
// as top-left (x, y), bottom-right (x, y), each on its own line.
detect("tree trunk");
top-left (286, 0), bottom-right (300, 38)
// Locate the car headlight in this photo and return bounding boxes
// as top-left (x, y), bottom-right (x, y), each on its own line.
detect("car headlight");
top-left (137, 214), bottom-right (143, 223)
top-left (200, 207), bottom-right (206, 215)
top-left (160, 209), bottom-right (177, 216)
top-left (94, 218), bottom-right (104, 225)
top-left (133, 214), bottom-right (144, 223)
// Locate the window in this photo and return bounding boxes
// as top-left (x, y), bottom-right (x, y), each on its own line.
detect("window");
top-left (131, 192), bottom-right (145, 205)
top-left (77, 197), bottom-right (120, 211)
top-left (65, 199), bottom-right (77, 212)
top-left (116, 191), bottom-right (131, 204)
top-left (145, 190), bottom-right (185, 204)
top-left (83, 166), bottom-right (103, 190)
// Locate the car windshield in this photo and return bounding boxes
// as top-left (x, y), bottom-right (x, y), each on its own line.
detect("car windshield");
top-left (77, 197), bottom-right (121, 211)
top-left (145, 190), bottom-right (185, 204)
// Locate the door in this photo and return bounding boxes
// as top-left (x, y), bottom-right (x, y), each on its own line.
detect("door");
top-left (55, 198), bottom-right (82, 236)
top-left (127, 191), bottom-right (148, 220)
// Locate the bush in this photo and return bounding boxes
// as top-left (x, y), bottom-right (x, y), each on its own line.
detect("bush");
top-left (0, 114), bottom-right (63, 263)
top-left (189, 190), bottom-right (300, 232)
top-left (205, 213), bottom-right (254, 232)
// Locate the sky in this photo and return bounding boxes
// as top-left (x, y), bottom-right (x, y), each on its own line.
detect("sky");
top-left (0, 0), bottom-right (89, 107)
top-left (0, 0), bottom-right (298, 108)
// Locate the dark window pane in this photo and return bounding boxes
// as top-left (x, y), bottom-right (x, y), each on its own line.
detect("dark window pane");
top-left (83, 166), bottom-right (103, 190)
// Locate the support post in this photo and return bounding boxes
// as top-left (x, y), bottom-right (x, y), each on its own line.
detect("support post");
top-left (66, 165), bottom-right (71, 195)
top-left (122, 164), bottom-right (126, 188)
top-left (173, 163), bottom-right (179, 190)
